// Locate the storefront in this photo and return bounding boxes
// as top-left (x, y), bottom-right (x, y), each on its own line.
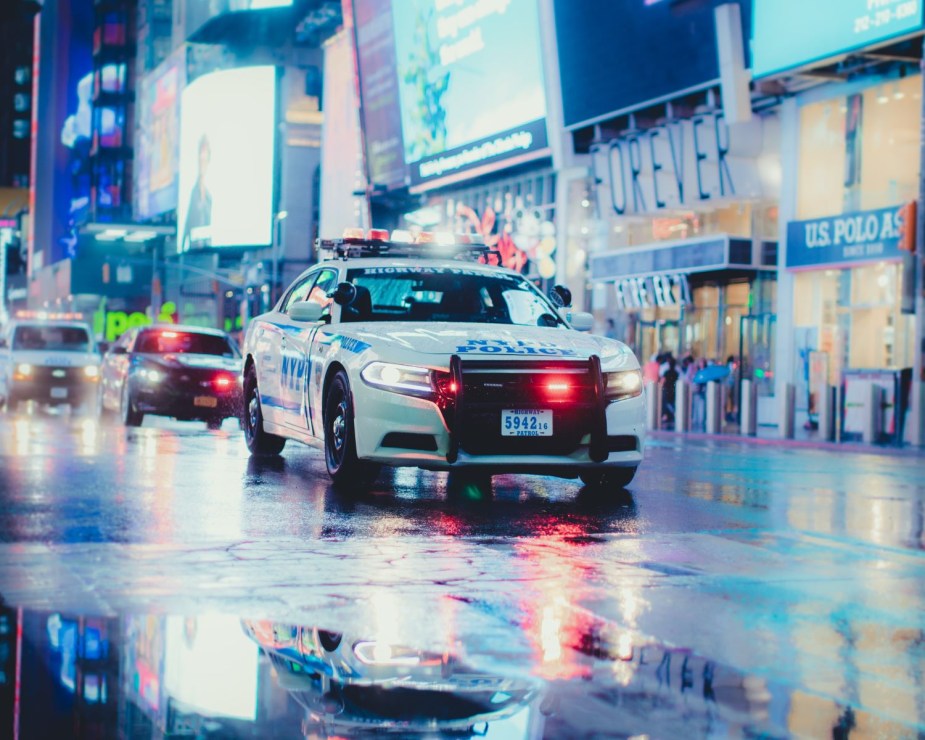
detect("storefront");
top-left (780, 71), bottom-right (920, 434)
top-left (572, 109), bottom-right (780, 392)
top-left (399, 167), bottom-right (558, 284)
top-left (589, 234), bottom-right (776, 388)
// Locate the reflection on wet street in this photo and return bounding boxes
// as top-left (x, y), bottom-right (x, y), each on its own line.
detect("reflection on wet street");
top-left (1, 415), bottom-right (925, 736)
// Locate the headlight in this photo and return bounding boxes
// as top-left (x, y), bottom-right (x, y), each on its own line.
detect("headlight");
top-left (83, 365), bottom-right (99, 378)
top-left (138, 368), bottom-right (163, 383)
top-left (15, 363), bottom-right (33, 378)
top-left (353, 641), bottom-right (423, 666)
top-left (604, 369), bottom-right (643, 401)
top-left (360, 362), bottom-right (434, 398)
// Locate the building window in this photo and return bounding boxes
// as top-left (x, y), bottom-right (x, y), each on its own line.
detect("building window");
top-left (796, 74), bottom-right (921, 219)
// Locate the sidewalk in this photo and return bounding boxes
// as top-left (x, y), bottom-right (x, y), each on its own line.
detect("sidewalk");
top-left (649, 426), bottom-right (924, 457)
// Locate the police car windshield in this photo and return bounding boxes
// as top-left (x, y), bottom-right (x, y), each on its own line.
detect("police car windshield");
top-left (13, 325), bottom-right (91, 352)
top-left (343, 267), bottom-right (565, 326)
top-left (135, 330), bottom-right (238, 357)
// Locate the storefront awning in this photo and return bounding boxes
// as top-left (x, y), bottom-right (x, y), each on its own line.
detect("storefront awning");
top-left (589, 234), bottom-right (776, 283)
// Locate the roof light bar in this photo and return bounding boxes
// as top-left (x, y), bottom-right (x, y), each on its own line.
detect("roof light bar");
top-left (14, 310), bottom-right (85, 321)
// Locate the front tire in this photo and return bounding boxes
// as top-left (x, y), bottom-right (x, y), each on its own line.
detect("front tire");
top-left (243, 367), bottom-right (286, 455)
top-left (579, 467), bottom-right (637, 489)
top-left (323, 371), bottom-right (378, 489)
top-left (121, 383), bottom-right (144, 427)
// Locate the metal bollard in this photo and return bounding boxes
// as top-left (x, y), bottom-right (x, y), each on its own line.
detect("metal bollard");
top-left (705, 381), bottom-right (722, 434)
top-left (740, 378), bottom-right (757, 436)
top-left (863, 384), bottom-right (884, 444)
top-left (645, 381), bottom-right (661, 431)
top-left (834, 385), bottom-right (842, 444)
top-left (675, 380), bottom-right (692, 433)
top-left (817, 384), bottom-right (835, 442)
top-left (779, 383), bottom-right (796, 439)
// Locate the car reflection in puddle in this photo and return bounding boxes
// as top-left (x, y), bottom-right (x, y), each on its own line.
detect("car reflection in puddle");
top-left (2, 605), bottom-right (918, 738)
top-left (242, 620), bottom-right (536, 735)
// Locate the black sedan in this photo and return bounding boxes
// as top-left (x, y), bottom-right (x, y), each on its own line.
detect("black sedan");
top-left (98, 324), bottom-right (243, 429)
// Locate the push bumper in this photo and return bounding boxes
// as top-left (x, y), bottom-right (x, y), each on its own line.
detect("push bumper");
top-left (352, 355), bottom-right (645, 474)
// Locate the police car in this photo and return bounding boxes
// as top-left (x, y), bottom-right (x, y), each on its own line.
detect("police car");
top-left (0, 312), bottom-right (102, 413)
top-left (242, 229), bottom-right (645, 490)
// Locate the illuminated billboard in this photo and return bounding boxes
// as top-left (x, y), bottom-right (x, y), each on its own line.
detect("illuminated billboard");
top-left (752, 0), bottom-right (924, 78)
top-left (177, 66), bottom-right (276, 252)
top-left (135, 48), bottom-right (186, 220)
top-left (354, 0), bottom-right (548, 191)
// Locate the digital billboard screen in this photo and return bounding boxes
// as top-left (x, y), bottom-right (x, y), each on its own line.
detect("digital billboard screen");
top-left (554, 0), bottom-right (751, 129)
top-left (135, 48), bottom-right (186, 220)
top-left (177, 66), bottom-right (276, 252)
top-left (752, 0), bottom-right (924, 79)
top-left (354, 0), bottom-right (548, 191)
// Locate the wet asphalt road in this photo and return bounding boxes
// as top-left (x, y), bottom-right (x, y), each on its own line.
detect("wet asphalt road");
top-left (1, 410), bottom-right (925, 738)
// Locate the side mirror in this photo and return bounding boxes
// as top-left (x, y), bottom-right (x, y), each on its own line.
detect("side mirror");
top-left (330, 282), bottom-right (357, 306)
top-left (289, 301), bottom-right (325, 323)
top-left (558, 309), bottom-right (593, 332)
top-left (549, 284), bottom-right (572, 308)
top-left (111, 345), bottom-right (128, 355)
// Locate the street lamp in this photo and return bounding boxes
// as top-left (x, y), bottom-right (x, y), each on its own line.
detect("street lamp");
top-left (271, 210), bottom-right (288, 307)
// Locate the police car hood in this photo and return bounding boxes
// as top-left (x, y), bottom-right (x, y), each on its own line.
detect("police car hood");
top-left (140, 353), bottom-right (242, 372)
top-left (11, 349), bottom-right (100, 367)
top-left (335, 323), bottom-right (639, 369)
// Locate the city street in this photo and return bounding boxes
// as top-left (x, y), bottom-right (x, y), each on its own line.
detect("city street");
top-left (1, 413), bottom-right (923, 736)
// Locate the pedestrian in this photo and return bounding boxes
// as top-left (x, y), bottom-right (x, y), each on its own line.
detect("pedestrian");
top-left (660, 354), bottom-right (679, 429)
top-left (724, 355), bottom-right (738, 422)
top-left (643, 353), bottom-right (661, 386)
top-left (604, 318), bottom-right (619, 340)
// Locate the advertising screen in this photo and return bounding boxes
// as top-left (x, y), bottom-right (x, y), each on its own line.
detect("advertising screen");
top-left (752, 0), bottom-right (924, 78)
top-left (353, 0), bottom-right (548, 191)
top-left (163, 615), bottom-right (258, 721)
top-left (177, 66), bottom-right (276, 252)
top-left (135, 49), bottom-right (186, 220)
top-left (555, 0), bottom-right (751, 129)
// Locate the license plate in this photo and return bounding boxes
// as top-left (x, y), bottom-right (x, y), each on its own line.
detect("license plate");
top-left (501, 409), bottom-right (552, 436)
top-left (50, 387), bottom-right (68, 399)
top-left (194, 396), bottom-right (218, 408)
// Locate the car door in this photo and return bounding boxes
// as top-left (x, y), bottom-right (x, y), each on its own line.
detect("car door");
top-left (278, 267), bottom-right (339, 433)
top-left (101, 328), bottom-right (136, 410)
top-left (254, 271), bottom-right (321, 428)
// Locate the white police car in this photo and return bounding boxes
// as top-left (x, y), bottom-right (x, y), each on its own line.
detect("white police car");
top-left (242, 229), bottom-right (645, 490)
top-left (0, 312), bottom-right (102, 412)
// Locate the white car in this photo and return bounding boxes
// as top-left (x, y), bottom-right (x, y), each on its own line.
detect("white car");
top-left (0, 313), bottom-right (102, 412)
top-left (241, 231), bottom-right (645, 490)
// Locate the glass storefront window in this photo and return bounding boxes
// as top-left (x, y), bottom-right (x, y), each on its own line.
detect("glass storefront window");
top-left (797, 74), bottom-right (921, 219)
top-left (793, 262), bottom-right (914, 383)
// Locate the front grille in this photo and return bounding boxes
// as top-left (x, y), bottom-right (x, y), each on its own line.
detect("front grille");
top-left (381, 432), bottom-right (438, 451)
top-left (454, 359), bottom-right (599, 456)
top-left (31, 366), bottom-right (82, 383)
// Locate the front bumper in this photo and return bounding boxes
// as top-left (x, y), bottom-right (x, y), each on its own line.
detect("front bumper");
top-left (352, 356), bottom-right (645, 474)
top-left (134, 383), bottom-right (243, 420)
top-left (9, 378), bottom-right (98, 405)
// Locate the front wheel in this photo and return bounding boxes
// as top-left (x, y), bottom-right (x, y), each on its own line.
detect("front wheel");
top-left (243, 367), bottom-right (286, 455)
top-left (579, 467), bottom-right (637, 489)
top-left (323, 371), bottom-right (379, 490)
top-left (121, 383), bottom-right (144, 427)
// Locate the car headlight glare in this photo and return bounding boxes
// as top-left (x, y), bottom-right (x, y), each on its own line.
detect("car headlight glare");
top-left (15, 363), bottom-right (33, 377)
top-left (138, 368), bottom-right (163, 383)
top-left (83, 365), bottom-right (99, 378)
top-left (604, 369), bottom-right (643, 401)
top-left (360, 362), bottom-right (434, 398)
